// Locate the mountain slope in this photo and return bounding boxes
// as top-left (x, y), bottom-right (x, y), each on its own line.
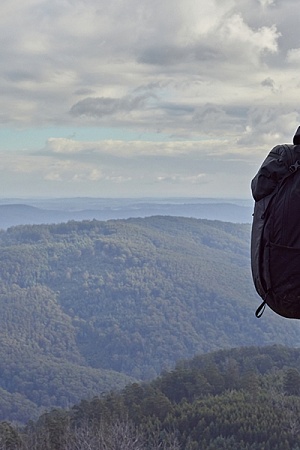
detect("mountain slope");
top-left (9, 345), bottom-right (300, 449)
top-left (0, 217), bottom-right (299, 422)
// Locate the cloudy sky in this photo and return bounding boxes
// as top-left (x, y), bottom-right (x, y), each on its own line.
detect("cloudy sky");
top-left (0, 0), bottom-right (299, 198)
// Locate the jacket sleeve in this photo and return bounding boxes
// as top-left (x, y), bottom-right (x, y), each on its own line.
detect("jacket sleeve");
top-left (251, 145), bottom-right (290, 202)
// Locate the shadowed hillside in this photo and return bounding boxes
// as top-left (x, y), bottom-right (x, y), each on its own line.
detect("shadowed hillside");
top-left (4, 345), bottom-right (300, 449)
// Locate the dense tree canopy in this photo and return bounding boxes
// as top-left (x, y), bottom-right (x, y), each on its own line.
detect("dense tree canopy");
top-left (0, 217), bottom-right (299, 422)
top-left (3, 345), bottom-right (300, 449)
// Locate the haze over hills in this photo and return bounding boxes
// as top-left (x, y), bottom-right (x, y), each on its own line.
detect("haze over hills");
top-left (0, 216), bottom-right (299, 423)
top-left (0, 197), bottom-right (253, 229)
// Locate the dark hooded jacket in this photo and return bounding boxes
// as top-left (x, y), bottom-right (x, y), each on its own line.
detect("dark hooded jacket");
top-left (250, 127), bottom-right (300, 318)
top-left (251, 127), bottom-right (300, 202)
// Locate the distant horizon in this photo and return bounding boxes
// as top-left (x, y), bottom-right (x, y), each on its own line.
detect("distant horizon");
top-left (0, 196), bottom-right (254, 212)
top-left (0, 195), bottom-right (252, 201)
top-left (0, 197), bottom-right (254, 229)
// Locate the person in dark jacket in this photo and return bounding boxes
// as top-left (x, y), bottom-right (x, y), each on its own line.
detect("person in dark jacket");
top-left (250, 126), bottom-right (300, 318)
top-left (251, 127), bottom-right (300, 202)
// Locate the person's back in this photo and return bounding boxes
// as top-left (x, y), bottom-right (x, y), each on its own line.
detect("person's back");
top-left (251, 127), bottom-right (300, 318)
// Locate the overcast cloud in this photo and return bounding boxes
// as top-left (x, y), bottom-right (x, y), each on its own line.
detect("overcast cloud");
top-left (0, 0), bottom-right (299, 198)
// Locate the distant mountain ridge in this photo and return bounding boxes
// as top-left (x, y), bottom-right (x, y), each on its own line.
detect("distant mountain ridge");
top-left (0, 198), bottom-right (253, 228)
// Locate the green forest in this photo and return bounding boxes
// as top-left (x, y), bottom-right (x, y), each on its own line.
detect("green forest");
top-left (2, 345), bottom-right (300, 449)
top-left (0, 217), bottom-right (299, 424)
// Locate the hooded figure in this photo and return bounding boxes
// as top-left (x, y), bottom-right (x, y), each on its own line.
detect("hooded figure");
top-left (251, 127), bottom-right (300, 202)
top-left (251, 127), bottom-right (300, 319)
top-left (294, 126), bottom-right (300, 145)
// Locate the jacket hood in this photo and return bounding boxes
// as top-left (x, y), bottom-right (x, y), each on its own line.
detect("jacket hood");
top-left (293, 126), bottom-right (300, 145)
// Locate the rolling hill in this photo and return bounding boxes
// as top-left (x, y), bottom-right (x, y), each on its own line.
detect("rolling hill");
top-left (0, 198), bottom-right (253, 228)
top-left (6, 345), bottom-right (300, 449)
top-left (0, 216), bottom-right (299, 422)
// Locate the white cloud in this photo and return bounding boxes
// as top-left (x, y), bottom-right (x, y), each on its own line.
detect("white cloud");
top-left (0, 0), bottom-right (299, 197)
top-left (43, 137), bottom-right (230, 158)
top-left (258, 0), bottom-right (275, 7)
top-left (218, 14), bottom-right (279, 59)
top-left (157, 173), bottom-right (206, 184)
top-left (286, 48), bottom-right (300, 64)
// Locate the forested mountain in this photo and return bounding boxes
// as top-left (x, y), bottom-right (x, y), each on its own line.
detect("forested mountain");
top-left (0, 216), bottom-right (299, 422)
top-left (4, 345), bottom-right (300, 449)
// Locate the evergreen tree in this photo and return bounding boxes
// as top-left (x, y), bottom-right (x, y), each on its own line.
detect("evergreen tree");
top-left (284, 368), bottom-right (300, 396)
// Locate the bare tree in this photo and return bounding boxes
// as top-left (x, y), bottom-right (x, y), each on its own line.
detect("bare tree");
top-left (65, 418), bottom-right (181, 450)
top-left (0, 416), bottom-right (181, 450)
